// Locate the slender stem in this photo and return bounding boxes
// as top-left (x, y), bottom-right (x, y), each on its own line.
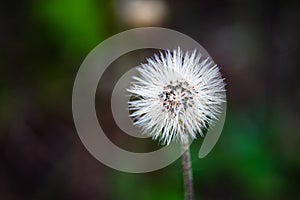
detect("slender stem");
top-left (181, 140), bottom-right (194, 200)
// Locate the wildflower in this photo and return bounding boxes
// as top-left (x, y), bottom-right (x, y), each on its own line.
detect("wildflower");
top-left (128, 48), bottom-right (226, 145)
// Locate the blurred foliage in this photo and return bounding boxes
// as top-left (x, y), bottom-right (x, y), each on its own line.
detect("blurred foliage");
top-left (32, 0), bottom-right (112, 53)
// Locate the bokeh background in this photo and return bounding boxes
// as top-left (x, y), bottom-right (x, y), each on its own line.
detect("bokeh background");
top-left (1, 0), bottom-right (300, 199)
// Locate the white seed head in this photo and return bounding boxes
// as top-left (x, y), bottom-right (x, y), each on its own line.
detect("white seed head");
top-left (127, 47), bottom-right (226, 145)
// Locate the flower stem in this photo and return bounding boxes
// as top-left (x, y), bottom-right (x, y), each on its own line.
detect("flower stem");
top-left (181, 140), bottom-right (194, 200)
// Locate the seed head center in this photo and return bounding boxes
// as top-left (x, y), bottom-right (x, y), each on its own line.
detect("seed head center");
top-left (158, 80), bottom-right (197, 116)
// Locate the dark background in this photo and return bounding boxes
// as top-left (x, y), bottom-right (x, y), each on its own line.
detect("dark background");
top-left (1, 0), bottom-right (300, 199)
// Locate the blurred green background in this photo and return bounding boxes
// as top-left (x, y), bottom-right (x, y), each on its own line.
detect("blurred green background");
top-left (1, 0), bottom-right (300, 199)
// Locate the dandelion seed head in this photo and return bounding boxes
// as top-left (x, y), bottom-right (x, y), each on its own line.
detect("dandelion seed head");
top-left (127, 47), bottom-right (226, 145)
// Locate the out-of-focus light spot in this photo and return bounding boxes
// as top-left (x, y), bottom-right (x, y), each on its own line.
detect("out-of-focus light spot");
top-left (116, 0), bottom-right (169, 27)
